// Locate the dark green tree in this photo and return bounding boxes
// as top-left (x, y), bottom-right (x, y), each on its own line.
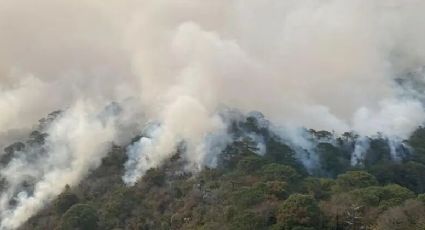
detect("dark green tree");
top-left (364, 138), bottom-right (392, 167)
top-left (237, 155), bottom-right (266, 173)
top-left (350, 184), bottom-right (415, 209)
top-left (371, 161), bottom-right (425, 193)
top-left (262, 163), bottom-right (301, 183)
top-left (316, 142), bottom-right (351, 177)
top-left (59, 204), bottom-right (99, 230)
top-left (276, 194), bottom-right (321, 229)
top-left (55, 185), bottom-right (79, 214)
top-left (334, 171), bottom-right (378, 192)
top-left (230, 211), bottom-right (267, 230)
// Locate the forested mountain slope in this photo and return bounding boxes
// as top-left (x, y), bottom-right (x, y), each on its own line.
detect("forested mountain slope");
top-left (7, 113), bottom-right (425, 230)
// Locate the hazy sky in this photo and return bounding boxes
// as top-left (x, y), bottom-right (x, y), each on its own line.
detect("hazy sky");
top-left (1, 1), bottom-right (425, 228)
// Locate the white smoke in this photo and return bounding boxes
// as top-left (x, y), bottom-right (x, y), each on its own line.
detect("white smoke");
top-left (351, 137), bottom-right (371, 166)
top-left (0, 101), bottom-right (118, 229)
top-left (352, 99), bottom-right (425, 138)
top-left (122, 96), bottom-right (227, 185)
top-left (1, 0), bottom-right (425, 228)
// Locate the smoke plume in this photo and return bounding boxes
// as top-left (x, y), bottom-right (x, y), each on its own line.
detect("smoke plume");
top-left (1, 0), bottom-right (425, 228)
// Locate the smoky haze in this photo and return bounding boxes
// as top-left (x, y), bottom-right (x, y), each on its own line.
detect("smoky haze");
top-left (1, 0), bottom-right (425, 229)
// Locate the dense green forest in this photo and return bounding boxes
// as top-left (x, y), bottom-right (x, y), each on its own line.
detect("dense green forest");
top-left (5, 113), bottom-right (425, 230)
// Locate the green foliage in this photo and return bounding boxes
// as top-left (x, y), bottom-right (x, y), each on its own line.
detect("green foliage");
top-left (380, 184), bottom-right (416, 207)
top-left (264, 138), bottom-right (304, 173)
top-left (316, 142), bottom-right (351, 177)
top-left (276, 194), bottom-right (321, 229)
top-left (408, 127), bottom-right (425, 164)
top-left (233, 186), bottom-right (265, 208)
top-left (59, 204), bottom-right (98, 230)
top-left (302, 177), bottom-right (335, 199)
top-left (218, 139), bottom-right (260, 170)
top-left (263, 181), bottom-right (288, 199)
top-left (262, 163), bottom-right (301, 183)
top-left (364, 138), bottom-right (392, 167)
top-left (141, 168), bottom-right (166, 187)
top-left (237, 155), bottom-right (266, 173)
top-left (334, 171), bottom-right (378, 192)
top-left (99, 187), bottom-right (139, 228)
top-left (20, 126), bottom-right (425, 230)
top-left (350, 184), bottom-right (415, 209)
top-left (229, 211), bottom-right (267, 230)
top-left (418, 194), bottom-right (425, 204)
top-left (309, 129), bottom-right (333, 139)
top-left (370, 161), bottom-right (425, 193)
top-left (55, 186), bottom-right (79, 214)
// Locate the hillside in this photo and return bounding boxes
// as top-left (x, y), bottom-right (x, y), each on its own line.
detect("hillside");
top-left (6, 113), bottom-right (425, 230)
top-left (2, 1), bottom-right (425, 229)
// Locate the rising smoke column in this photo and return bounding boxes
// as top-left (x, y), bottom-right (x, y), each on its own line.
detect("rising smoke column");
top-left (122, 0), bottom-right (425, 181)
top-left (1, 0), bottom-right (425, 228)
top-left (0, 101), bottom-right (120, 229)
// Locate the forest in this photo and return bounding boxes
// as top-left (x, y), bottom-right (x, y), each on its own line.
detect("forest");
top-left (5, 112), bottom-right (424, 230)
top-left (3, 1), bottom-right (425, 230)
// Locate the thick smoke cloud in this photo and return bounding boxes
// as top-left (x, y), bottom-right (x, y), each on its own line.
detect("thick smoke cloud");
top-left (0, 101), bottom-right (119, 229)
top-left (1, 0), bottom-right (425, 228)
